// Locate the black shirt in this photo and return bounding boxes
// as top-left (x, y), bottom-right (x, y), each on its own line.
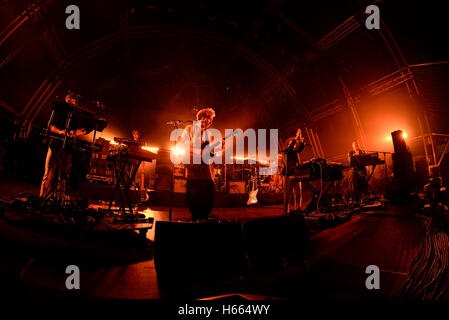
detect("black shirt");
top-left (49, 102), bottom-right (91, 153)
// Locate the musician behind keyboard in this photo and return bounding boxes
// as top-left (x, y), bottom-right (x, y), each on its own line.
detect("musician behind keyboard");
top-left (348, 140), bottom-right (369, 202)
top-left (282, 128), bottom-right (309, 211)
top-left (39, 93), bottom-right (92, 198)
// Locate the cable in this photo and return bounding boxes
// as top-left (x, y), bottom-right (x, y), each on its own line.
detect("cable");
top-left (396, 218), bottom-right (449, 300)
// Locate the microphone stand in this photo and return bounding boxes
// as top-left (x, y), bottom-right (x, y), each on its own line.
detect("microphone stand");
top-left (169, 129), bottom-right (176, 222)
top-left (166, 120), bottom-right (190, 221)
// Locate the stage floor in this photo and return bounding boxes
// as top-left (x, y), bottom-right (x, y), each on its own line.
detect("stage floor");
top-left (0, 175), bottom-right (430, 299)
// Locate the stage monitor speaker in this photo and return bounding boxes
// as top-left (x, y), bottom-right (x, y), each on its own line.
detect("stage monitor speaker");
top-left (391, 130), bottom-right (407, 154)
top-left (392, 151), bottom-right (415, 192)
top-left (242, 214), bottom-right (309, 270)
top-left (154, 221), bottom-right (247, 288)
top-left (414, 156), bottom-right (429, 188)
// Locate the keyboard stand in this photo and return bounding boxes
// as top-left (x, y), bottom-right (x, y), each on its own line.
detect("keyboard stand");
top-left (108, 150), bottom-right (142, 216)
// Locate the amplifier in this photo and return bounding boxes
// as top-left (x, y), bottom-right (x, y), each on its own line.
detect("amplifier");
top-left (86, 173), bottom-right (114, 184)
top-left (174, 178), bottom-right (187, 193)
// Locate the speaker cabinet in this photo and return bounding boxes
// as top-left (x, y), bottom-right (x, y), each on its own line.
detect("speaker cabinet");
top-left (392, 151), bottom-right (415, 191)
top-left (391, 130), bottom-right (407, 153)
top-left (242, 214), bottom-right (309, 270)
top-left (154, 221), bottom-right (247, 287)
top-left (414, 156), bottom-right (429, 188)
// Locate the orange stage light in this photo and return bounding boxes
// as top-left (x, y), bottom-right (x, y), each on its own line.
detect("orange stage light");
top-left (386, 131), bottom-right (407, 142)
top-left (170, 146), bottom-right (185, 156)
top-left (141, 146), bottom-right (159, 153)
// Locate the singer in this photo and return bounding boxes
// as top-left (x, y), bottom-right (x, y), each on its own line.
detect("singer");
top-left (182, 107), bottom-right (217, 221)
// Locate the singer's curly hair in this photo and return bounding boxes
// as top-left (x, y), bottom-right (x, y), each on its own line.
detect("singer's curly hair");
top-left (196, 107), bottom-right (216, 120)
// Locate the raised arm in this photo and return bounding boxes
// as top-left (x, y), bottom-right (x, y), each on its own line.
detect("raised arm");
top-left (49, 124), bottom-right (66, 136)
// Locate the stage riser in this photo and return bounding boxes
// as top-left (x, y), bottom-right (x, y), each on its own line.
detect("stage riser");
top-left (0, 215), bottom-right (152, 264)
top-left (78, 182), bottom-right (283, 207)
top-left (148, 190), bottom-right (283, 207)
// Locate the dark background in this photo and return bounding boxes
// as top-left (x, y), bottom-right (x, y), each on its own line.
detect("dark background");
top-left (0, 0), bottom-right (448, 158)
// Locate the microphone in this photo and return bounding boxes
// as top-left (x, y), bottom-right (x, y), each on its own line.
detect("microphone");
top-left (166, 120), bottom-right (182, 125)
top-left (166, 120), bottom-right (193, 125)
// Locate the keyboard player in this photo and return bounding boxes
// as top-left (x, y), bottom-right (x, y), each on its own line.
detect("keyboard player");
top-left (40, 93), bottom-right (90, 198)
top-left (348, 140), bottom-right (369, 202)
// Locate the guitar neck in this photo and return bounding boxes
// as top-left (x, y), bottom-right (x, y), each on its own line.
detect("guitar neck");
top-left (206, 132), bottom-right (236, 149)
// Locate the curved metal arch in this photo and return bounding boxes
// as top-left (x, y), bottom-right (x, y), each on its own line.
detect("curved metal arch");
top-left (24, 24), bottom-right (305, 124)
top-left (377, 18), bottom-right (437, 166)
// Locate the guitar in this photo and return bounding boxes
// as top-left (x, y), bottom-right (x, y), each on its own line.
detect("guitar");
top-left (188, 131), bottom-right (238, 162)
top-left (204, 131), bottom-right (237, 153)
top-left (185, 131), bottom-right (238, 181)
top-left (247, 174), bottom-right (259, 205)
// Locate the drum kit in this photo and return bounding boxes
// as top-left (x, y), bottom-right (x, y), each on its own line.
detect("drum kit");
top-left (212, 157), bottom-right (284, 194)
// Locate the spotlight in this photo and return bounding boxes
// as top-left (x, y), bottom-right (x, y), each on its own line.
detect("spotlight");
top-left (386, 131), bottom-right (407, 141)
top-left (171, 146), bottom-right (185, 157)
top-left (141, 146), bottom-right (159, 153)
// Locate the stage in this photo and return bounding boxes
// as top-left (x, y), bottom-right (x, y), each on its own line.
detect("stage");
top-left (0, 175), bottom-right (432, 300)
top-left (1, 0), bottom-right (449, 307)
